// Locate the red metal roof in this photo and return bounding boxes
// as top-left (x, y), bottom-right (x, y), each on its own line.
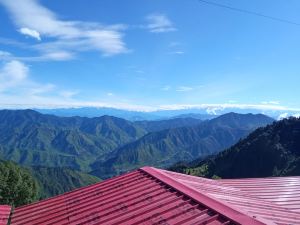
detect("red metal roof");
top-left (219, 176), bottom-right (300, 214)
top-left (0, 205), bottom-right (11, 225)
top-left (7, 167), bottom-right (300, 225)
top-left (158, 169), bottom-right (300, 225)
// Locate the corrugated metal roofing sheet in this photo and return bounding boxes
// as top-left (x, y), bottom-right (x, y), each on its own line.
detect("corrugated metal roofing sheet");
top-left (159, 169), bottom-right (300, 225)
top-left (0, 205), bottom-right (11, 225)
top-left (9, 167), bottom-right (259, 225)
top-left (219, 176), bottom-right (300, 213)
top-left (7, 167), bottom-right (300, 225)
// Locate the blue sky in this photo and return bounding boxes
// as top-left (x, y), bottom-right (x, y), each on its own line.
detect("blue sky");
top-left (0, 0), bottom-right (300, 113)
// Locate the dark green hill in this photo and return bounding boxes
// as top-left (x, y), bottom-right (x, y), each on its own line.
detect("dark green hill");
top-left (0, 110), bottom-right (146, 170)
top-left (29, 166), bottom-right (100, 199)
top-left (91, 113), bottom-right (274, 178)
top-left (170, 117), bottom-right (300, 178)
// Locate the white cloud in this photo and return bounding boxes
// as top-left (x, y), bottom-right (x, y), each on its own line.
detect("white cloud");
top-left (107, 92), bottom-right (114, 96)
top-left (157, 103), bottom-right (300, 114)
top-left (41, 51), bottom-right (74, 61)
top-left (0, 60), bottom-right (28, 90)
top-left (146, 13), bottom-right (176, 33)
top-left (278, 113), bottom-right (289, 120)
top-left (0, 0), bottom-right (128, 57)
top-left (176, 86), bottom-right (193, 92)
top-left (0, 49), bottom-right (74, 62)
top-left (292, 113), bottom-right (300, 118)
top-left (0, 60), bottom-right (56, 94)
top-left (1, 96), bottom-right (300, 115)
top-left (19, 27), bottom-right (41, 41)
top-left (277, 113), bottom-right (300, 119)
top-left (0, 60), bottom-right (79, 107)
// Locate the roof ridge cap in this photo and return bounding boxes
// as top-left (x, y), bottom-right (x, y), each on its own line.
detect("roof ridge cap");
top-left (140, 167), bottom-right (274, 225)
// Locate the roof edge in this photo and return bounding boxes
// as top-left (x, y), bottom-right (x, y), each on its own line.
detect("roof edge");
top-left (140, 167), bottom-right (267, 225)
top-left (0, 205), bottom-right (12, 225)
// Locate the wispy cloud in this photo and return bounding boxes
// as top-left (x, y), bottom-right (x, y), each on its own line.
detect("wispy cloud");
top-left (146, 13), bottom-right (176, 33)
top-left (161, 85), bottom-right (171, 91)
top-left (176, 86), bottom-right (194, 92)
top-left (0, 0), bottom-right (128, 59)
top-left (158, 103), bottom-right (300, 114)
top-left (167, 41), bottom-right (185, 55)
top-left (0, 50), bottom-right (12, 59)
top-left (169, 42), bottom-right (181, 47)
top-left (41, 51), bottom-right (75, 61)
top-left (1, 100), bottom-right (300, 116)
top-left (169, 51), bottom-right (185, 55)
top-left (59, 90), bottom-right (79, 99)
top-left (19, 27), bottom-right (41, 41)
top-left (135, 70), bottom-right (145, 74)
top-left (261, 101), bottom-right (280, 105)
top-left (0, 49), bottom-right (74, 62)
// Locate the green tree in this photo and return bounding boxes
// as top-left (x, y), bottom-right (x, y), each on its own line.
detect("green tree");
top-left (0, 160), bottom-right (38, 207)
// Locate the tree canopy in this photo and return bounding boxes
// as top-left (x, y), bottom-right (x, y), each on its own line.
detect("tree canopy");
top-left (0, 160), bottom-right (38, 207)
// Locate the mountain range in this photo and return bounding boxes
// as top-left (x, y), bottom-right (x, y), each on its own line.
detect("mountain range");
top-left (170, 117), bottom-right (300, 178)
top-left (35, 106), bottom-right (300, 121)
top-left (90, 113), bottom-right (274, 178)
top-left (0, 109), bottom-right (145, 171)
top-left (0, 110), bottom-right (274, 179)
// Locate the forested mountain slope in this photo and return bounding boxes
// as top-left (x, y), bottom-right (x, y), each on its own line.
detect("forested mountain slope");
top-left (30, 166), bottom-right (100, 199)
top-left (135, 117), bottom-right (203, 132)
top-left (91, 113), bottom-right (274, 178)
top-left (0, 159), bottom-right (100, 205)
top-left (170, 117), bottom-right (300, 178)
top-left (0, 110), bottom-right (146, 170)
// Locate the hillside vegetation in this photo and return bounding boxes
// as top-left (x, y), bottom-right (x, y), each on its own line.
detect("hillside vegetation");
top-left (0, 110), bottom-right (274, 179)
top-left (0, 159), bottom-right (100, 206)
top-left (30, 167), bottom-right (100, 199)
top-left (91, 113), bottom-right (274, 178)
top-left (170, 117), bottom-right (300, 178)
top-left (135, 117), bottom-right (202, 132)
top-left (0, 160), bottom-right (38, 207)
top-left (0, 110), bottom-right (146, 171)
